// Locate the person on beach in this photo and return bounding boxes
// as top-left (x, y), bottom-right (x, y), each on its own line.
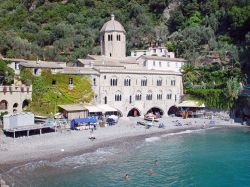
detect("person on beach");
top-left (124, 174), bottom-right (129, 180)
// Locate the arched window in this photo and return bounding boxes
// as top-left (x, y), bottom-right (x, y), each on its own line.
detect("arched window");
top-left (135, 91), bottom-right (142, 101)
top-left (110, 76), bottom-right (118, 86)
top-left (115, 91), bottom-right (122, 101)
top-left (124, 76), bottom-right (131, 86)
top-left (141, 77), bottom-right (147, 86)
top-left (146, 91), bottom-right (152, 100)
top-left (167, 90), bottom-right (172, 100)
top-left (171, 79), bottom-right (176, 86)
top-left (156, 77), bottom-right (162, 86)
top-left (157, 90), bottom-right (163, 100)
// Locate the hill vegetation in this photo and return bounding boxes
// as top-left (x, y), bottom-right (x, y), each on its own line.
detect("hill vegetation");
top-left (0, 0), bottom-right (249, 110)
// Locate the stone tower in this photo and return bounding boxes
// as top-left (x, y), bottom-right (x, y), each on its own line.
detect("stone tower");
top-left (100, 14), bottom-right (126, 58)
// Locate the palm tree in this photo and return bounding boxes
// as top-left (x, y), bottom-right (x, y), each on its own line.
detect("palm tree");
top-left (181, 63), bottom-right (200, 88)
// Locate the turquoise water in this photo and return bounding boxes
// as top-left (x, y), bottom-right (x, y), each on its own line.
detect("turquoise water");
top-left (8, 128), bottom-right (250, 187)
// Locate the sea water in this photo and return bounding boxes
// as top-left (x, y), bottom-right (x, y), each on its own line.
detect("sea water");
top-left (6, 127), bottom-right (250, 187)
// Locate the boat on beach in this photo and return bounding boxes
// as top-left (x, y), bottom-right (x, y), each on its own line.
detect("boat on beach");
top-left (137, 121), bottom-right (154, 128)
top-left (144, 113), bottom-right (159, 122)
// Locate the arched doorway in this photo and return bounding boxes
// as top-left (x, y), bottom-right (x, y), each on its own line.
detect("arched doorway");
top-left (147, 107), bottom-right (164, 117)
top-left (22, 99), bottom-right (30, 110)
top-left (0, 100), bottom-right (8, 110)
top-left (168, 106), bottom-right (178, 116)
top-left (127, 108), bottom-right (141, 117)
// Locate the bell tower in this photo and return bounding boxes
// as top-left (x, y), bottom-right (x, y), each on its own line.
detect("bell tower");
top-left (100, 14), bottom-right (126, 58)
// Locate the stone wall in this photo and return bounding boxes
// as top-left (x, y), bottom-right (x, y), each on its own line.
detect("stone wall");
top-left (0, 85), bottom-right (32, 114)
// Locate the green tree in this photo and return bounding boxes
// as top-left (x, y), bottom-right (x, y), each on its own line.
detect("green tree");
top-left (224, 78), bottom-right (241, 109)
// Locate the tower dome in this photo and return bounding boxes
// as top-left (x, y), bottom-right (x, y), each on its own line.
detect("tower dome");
top-left (100, 14), bottom-right (126, 58)
top-left (100, 14), bottom-right (126, 33)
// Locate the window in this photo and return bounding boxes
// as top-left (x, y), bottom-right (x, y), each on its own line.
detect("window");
top-left (157, 94), bottom-right (162, 100)
top-left (157, 79), bottom-right (162, 86)
top-left (146, 93), bottom-right (153, 100)
top-left (34, 68), bottom-right (39, 75)
top-left (153, 49), bottom-right (156, 53)
top-left (117, 34), bottom-right (121, 41)
top-left (110, 78), bottom-right (118, 86)
top-left (124, 78), bottom-right (131, 86)
top-left (69, 78), bottom-right (73, 85)
top-left (15, 62), bottom-right (19, 70)
top-left (129, 96), bottom-right (132, 104)
top-left (159, 61), bottom-right (162, 67)
top-left (110, 53), bottom-right (112, 57)
top-left (104, 96), bottom-right (107, 104)
top-left (171, 80), bottom-right (176, 86)
top-left (52, 80), bottom-right (56, 85)
top-left (108, 34), bottom-right (113, 41)
top-left (143, 61), bottom-right (147, 66)
top-left (167, 62), bottom-right (170, 67)
top-left (93, 78), bottom-right (96, 86)
top-left (175, 94), bottom-right (177, 101)
top-left (167, 94), bottom-right (172, 100)
top-left (153, 61), bottom-right (156, 66)
top-left (104, 75), bottom-right (106, 79)
top-left (141, 77), bottom-right (147, 86)
top-left (135, 91), bottom-right (142, 101)
top-left (115, 93), bottom-right (122, 101)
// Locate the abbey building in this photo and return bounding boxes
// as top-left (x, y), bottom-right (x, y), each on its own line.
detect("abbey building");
top-left (2, 15), bottom-right (186, 117)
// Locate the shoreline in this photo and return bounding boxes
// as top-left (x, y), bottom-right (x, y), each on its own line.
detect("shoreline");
top-left (0, 117), bottom-right (249, 172)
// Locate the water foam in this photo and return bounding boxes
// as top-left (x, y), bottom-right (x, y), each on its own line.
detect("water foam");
top-left (7, 147), bottom-right (119, 175)
top-left (145, 137), bottom-right (161, 142)
top-left (161, 129), bottom-right (204, 138)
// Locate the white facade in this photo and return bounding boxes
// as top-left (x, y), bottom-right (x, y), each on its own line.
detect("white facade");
top-left (130, 47), bottom-right (175, 58)
top-left (138, 56), bottom-right (185, 72)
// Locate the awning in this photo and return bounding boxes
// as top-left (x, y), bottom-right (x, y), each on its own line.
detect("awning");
top-left (70, 117), bottom-right (97, 129)
top-left (177, 100), bottom-right (205, 108)
top-left (84, 105), bottom-right (102, 113)
top-left (58, 104), bottom-right (87, 112)
top-left (97, 104), bottom-right (118, 113)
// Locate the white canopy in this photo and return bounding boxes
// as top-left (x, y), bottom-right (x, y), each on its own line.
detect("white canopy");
top-left (177, 100), bottom-right (205, 108)
top-left (84, 105), bottom-right (102, 113)
top-left (97, 104), bottom-right (118, 113)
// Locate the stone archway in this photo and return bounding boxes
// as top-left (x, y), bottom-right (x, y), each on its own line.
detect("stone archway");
top-left (168, 105), bottom-right (178, 116)
top-left (147, 107), bottom-right (164, 116)
top-left (127, 108), bottom-right (141, 117)
top-left (0, 100), bottom-right (8, 110)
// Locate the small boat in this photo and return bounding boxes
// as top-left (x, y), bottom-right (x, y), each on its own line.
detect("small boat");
top-left (144, 114), bottom-right (159, 122)
top-left (137, 121), bottom-right (154, 127)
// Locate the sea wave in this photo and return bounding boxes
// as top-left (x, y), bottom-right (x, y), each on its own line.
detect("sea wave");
top-left (6, 147), bottom-right (119, 175)
top-left (161, 129), bottom-right (205, 138)
top-left (145, 136), bottom-right (161, 142)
